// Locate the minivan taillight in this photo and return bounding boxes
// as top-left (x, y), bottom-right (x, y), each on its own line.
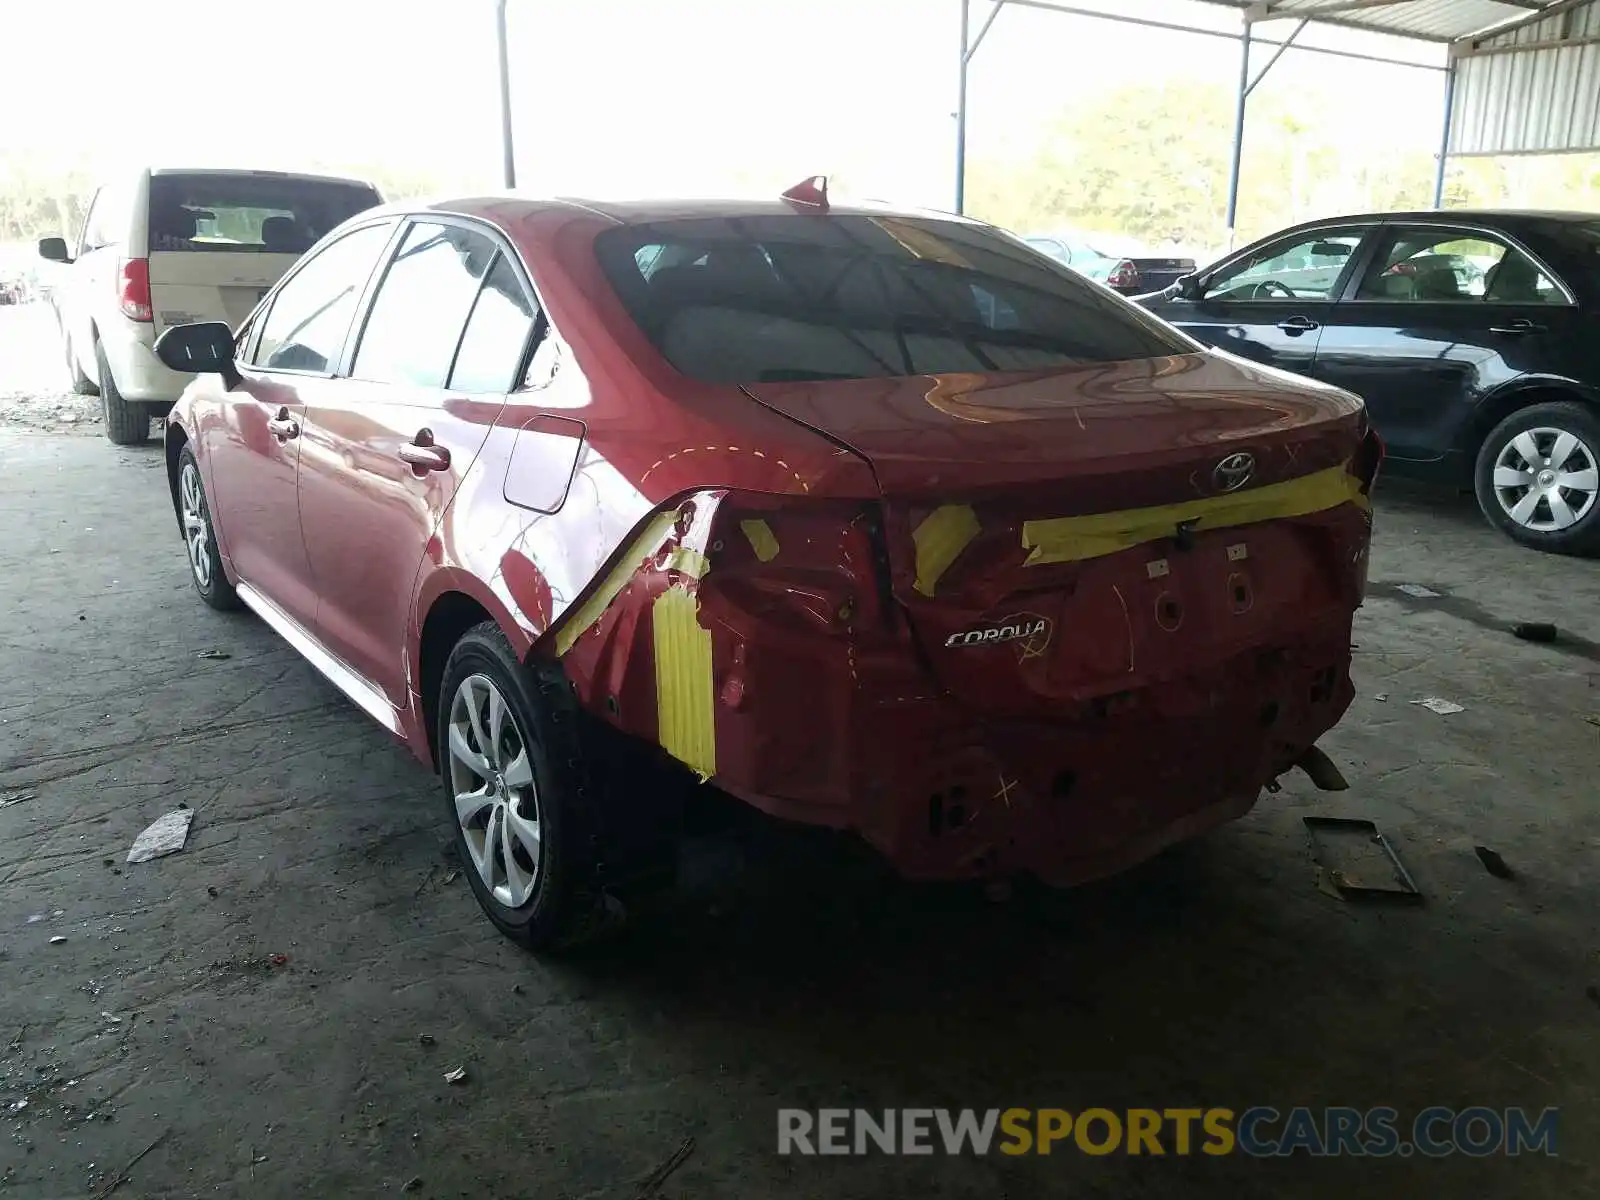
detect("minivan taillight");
top-left (118, 258), bottom-right (152, 322)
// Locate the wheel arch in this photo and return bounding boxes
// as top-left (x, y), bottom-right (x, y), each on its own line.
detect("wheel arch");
top-left (414, 572), bottom-right (535, 770)
top-left (1462, 376), bottom-right (1600, 478)
top-left (164, 421), bottom-right (190, 530)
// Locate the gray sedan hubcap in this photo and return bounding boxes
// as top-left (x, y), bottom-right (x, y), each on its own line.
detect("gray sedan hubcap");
top-left (448, 674), bottom-right (541, 908)
top-left (1492, 426), bottom-right (1598, 532)
top-left (179, 461), bottom-right (212, 589)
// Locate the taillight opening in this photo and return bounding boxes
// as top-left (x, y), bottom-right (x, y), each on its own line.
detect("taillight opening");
top-left (703, 495), bottom-right (890, 633)
top-left (118, 258), bottom-right (153, 322)
top-left (1352, 426), bottom-right (1385, 495)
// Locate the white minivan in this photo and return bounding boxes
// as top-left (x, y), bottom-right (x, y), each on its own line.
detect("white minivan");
top-left (40, 168), bottom-right (383, 444)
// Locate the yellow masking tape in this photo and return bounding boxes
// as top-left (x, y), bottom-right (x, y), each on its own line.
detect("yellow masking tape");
top-left (739, 518), bottom-right (780, 563)
top-left (662, 545), bottom-right (711, 579)
top-left (652, 586), bottom-right (717, 780)
top-left (554, 510), bottom-right (678, 656)
top-left (913, 504), bottom-right (982, 597)
top-left (1022, 462), bottom-right (1369, 568)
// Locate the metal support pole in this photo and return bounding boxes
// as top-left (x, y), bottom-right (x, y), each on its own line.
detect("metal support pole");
top-left (955, 0), bottom-right (970, 214)
top-left (1224, 21), bottom-right (1252, 250)
top-left (496, 0), bottom-right (516, 189)
top-left (1433, 61), bottom-right (1457, 208)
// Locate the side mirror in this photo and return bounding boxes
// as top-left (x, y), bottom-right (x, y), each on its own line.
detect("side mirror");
top-left (38, 237), bottom-right (71, 264)
top-left (1174, 273), bottom-right (1201, 300)
top-left (155, 321), bottom-right (241, 389)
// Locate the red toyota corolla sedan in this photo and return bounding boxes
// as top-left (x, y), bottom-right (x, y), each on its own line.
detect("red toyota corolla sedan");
top-left (155, 179), bottom-right (1381, 952)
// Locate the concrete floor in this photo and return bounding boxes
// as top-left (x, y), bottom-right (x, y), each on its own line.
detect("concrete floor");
top-left (0, 428), bottom-right (1596, 1200)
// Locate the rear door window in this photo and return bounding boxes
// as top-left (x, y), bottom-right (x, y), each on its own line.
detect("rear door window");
top-left (594, 214), bottom-right (1192, 384)
top-left (252, 222), bottom-right (394, 373)
top-left (1356, 227), bottom-right (1566, 304)
top-left (448, 254), bottom-right (540, 393)
top-left (351, 222), bottom-right (497, 389)
top-left (148, 173), bottom-right (381, 255)
top-left (80, 187), bottom-right (123, 254)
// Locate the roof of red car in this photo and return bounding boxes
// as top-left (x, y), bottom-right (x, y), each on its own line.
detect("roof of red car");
top-left (383, 193), bottom-right (979, 227)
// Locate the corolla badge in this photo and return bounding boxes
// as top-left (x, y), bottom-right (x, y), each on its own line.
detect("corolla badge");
top-left (944, 615), bottom-right (1052, 662)
top-left (1212, 452), bottom-right (1255, 493)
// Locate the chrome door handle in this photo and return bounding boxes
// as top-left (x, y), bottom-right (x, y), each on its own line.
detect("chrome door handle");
top-left (1489, 320), bottom-right (1544, 335)
top-left (1277, 316), bottom-right (1320, 334)
top-left (399, 430), bottom-right (451, 473)
top-left (266, 407), bottom-right (299, 440)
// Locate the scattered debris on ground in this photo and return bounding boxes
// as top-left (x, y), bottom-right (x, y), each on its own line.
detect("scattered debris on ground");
top-left (1374, 693), bottom-right (1388, 702)
top-left (1512, 622), bottom-right (1559, 644)
top-left (48, 935), bottom-right (66, 945)
top-left (402, 1177), bottom-right (424, 1193)
top-left (0, 790), bottom-right (36, 809)
top-left (1412, 697), bottom-right (1465, 716)
top-left (127, 809), bottom-right (194, 863)
top-left (194, 649), bottom-right (231, 661)
top-left (635, 1136), bottom-right (695, 1199)
top-left (418, 1034), bottom-right (437, 1047)
top-left (1397, 583), bottom-right (1441, 598)
top-left (1474, 845), bottom-right (1515, 879)
top-left (443, 1066), bottom-right (467, 1085)
top-left (1304, 817), bottom-right (1423, 902)
top-left (93, 1128), bottom-right (168, 1198)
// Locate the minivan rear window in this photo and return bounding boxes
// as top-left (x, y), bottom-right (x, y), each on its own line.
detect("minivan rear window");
top-left (148, 173), bottom-right (381, 256)
top-left (594, 214), bottom-right (1192, 384)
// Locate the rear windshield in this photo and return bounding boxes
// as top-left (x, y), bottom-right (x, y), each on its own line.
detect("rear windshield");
top-left (594, 214), bottom-right (1192, 384)
top-left (148, 173), bottom-right (381, 255)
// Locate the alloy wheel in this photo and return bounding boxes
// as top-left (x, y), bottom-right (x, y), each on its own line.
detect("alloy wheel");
top-left (1491, 426), bottom-right (1599, 533)
top-left (179, 461), bottom-right (212, 589)
top-left (447, 673), bottom-right (542, 908)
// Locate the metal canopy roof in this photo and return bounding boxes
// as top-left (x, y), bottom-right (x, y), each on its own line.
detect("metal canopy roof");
top-left (1200, 0), bottom-right (1577, 45)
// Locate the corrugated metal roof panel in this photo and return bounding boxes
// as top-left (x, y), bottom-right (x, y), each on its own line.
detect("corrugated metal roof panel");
top-left (1189, 0), bottom-right (1577, 43)
top-left (1451, 42), bottom-right (1600, 151)
top-left (1260, 0), bottom-right (1536, 42)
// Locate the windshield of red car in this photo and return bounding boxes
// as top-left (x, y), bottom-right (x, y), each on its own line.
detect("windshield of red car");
top-left (594, 214), bottom-right (1194, 384)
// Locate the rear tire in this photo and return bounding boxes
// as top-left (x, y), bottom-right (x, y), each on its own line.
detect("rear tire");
top-left (95, 340), bottom-right (149, 445)
top-left (437, 624), bottom-right (616, 953)
top-left (1474, 401), bottom-right (1600, 556)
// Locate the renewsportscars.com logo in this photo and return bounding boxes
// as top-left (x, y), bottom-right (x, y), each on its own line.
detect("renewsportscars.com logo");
top-left (777, 1106), bottom-right (1559, 1158)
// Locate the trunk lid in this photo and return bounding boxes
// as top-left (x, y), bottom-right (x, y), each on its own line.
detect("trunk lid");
top-left (147, 250), bottom-right (299, 336)
top-left (743, 351), bottom-right (1371, 715)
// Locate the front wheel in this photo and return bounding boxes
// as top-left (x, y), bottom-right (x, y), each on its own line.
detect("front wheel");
top-left (176, 445), bottom-right (240, 611)
top-left (438, 624), bottom-right (613, 952)
top-left (1474, 402), bottom-right (1600, 556)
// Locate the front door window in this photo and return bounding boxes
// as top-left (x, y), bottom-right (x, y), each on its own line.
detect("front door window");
top-left (1204, 232), bottom-right (1366, 302)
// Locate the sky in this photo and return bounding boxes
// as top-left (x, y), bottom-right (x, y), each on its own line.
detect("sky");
top-left (1, 0), bottom-right (1451, 209)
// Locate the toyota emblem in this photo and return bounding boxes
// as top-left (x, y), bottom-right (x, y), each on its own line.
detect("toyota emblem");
top-left (1213, 452), bottom-right (1255, 492)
